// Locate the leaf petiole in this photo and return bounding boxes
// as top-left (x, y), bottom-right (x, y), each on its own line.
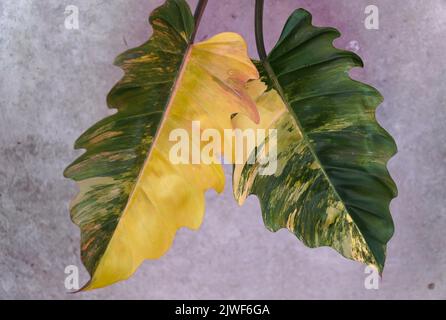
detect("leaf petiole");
top-left (191, 0), bottom-right (208, 43)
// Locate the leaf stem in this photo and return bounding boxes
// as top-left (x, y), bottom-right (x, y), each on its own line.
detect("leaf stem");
top-left (190, 0), bottom-right (208, 43)
top-left (255, 0), bottom-right (286, 100)
top-left (254, 1), bottom-right (358, 255)
top-left (255, 0), bottom-right (267, 61)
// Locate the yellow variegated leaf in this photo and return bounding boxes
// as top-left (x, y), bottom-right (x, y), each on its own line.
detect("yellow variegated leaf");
top-left (64, 0), bottom-right (259, 290)
top-left (233, 8), bottom-right (397, 272)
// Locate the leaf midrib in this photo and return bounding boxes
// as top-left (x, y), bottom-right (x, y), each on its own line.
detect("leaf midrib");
top-left (118, 46), bottom-right (192, 222)
top-left (88, 39), bottom-right (193, 280)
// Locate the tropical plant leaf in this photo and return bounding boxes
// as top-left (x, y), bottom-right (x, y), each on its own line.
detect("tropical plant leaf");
top-left (64, 0), bottom-right (259, 290)
top-left (232, 9), bottom-right (397, 272)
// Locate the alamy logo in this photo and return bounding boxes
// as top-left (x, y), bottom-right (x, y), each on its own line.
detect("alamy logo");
top-left (64, 5), bottom-right (79, 30)
top-left (64, 265), bottom-right (79, 290)
top-left (364, 265), bottom-right (380, 290)
top-left (169, 121), bottom-right (277, 176)
top-left (365, 5), bottom-right (379, 30)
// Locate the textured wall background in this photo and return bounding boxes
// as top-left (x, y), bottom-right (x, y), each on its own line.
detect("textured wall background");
top-left (0, 0), bottom-right (445, 299)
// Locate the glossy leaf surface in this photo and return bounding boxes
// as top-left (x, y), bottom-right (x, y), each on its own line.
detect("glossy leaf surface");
top-left (65, 0), bottom-right (259, 289)
top-left (233, 9), bottom-right (397, 271)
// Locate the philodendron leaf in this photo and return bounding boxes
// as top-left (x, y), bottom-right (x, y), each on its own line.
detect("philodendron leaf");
top-left (233, 9), bottom-right (397, 272)
top-left (64, 0), bottom-right (259, 290)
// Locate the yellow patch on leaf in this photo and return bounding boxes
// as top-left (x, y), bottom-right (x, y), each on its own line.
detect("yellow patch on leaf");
top-left (83, 33), bottom-right (259, 290)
